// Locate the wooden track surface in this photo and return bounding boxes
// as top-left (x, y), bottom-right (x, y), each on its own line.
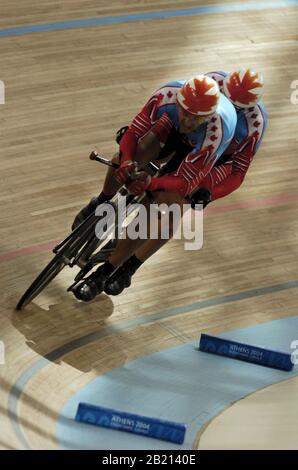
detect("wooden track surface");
top-left (198, 376), bottom-right (298, 449)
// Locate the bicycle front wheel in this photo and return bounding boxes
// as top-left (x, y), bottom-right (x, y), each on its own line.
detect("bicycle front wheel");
top-left (16, 253), bottom-right (66, 310)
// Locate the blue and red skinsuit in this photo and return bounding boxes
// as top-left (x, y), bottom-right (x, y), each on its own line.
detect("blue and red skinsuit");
top-left (119, 80), bottom-right (237, 198)
top-left (201, 71), bottom-right (268, 200)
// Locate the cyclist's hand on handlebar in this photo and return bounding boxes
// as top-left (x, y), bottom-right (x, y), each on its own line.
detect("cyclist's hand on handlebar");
top-left (126, 171), bottom-right (152, 195)
top-left (115, 160), bottom-right (138, 185)
top-left (190, 187), bottom-right (212, 209)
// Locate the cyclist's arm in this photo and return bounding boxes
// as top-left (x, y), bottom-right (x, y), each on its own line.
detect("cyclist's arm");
top-left (119, 94), bottom-right (172, 163)
top-left (209, 124), bottom-right (265, 200)
top-left (148, 144), bottom-right (217, 197)
top-left (205, 102), bottom-right (267, 200)
top-left (148, 113), bottom-right (233, 197)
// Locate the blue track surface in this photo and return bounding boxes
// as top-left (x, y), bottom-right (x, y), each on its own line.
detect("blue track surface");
top-left (57, 317), bottom-right (298, 449)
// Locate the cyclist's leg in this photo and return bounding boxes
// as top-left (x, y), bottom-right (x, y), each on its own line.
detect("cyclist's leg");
top-left (101, 131), bottom-right (191, 257)
top-left (107, 193), bottom-right (152, 267)
top-left (104, 191), bottom-right (187, 295)
top-left (136, 191), bottom-right (186, 260)
top-left (72, 190), bottom-right (187, 301)
top-left (108, 190), bottom-right (184, 264)
top-left (72, 192), bottom-right (152, 301)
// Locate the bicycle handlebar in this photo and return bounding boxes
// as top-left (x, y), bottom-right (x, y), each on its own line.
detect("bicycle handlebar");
top-left (89, 150), bottom-right (160, 173)
top-left (89, 151), bottom-right (119, 168)
top-left (88, 151), bottom-right (195, 203)
top-left (89, 150), bottom-right (162, 201)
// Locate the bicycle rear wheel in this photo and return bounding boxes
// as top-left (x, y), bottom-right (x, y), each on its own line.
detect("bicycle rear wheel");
top-left (16, 253), bottom-right (67, 310)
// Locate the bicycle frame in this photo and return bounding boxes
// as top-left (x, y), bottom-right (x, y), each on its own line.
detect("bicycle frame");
top-left (16, 150), bottom-right (163, 310)
top-left (63, 151), bottom-right (161, 290)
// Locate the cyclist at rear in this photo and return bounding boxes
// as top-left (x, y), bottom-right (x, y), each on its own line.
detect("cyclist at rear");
top-left (191, 69), bottom-right (267, 208)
